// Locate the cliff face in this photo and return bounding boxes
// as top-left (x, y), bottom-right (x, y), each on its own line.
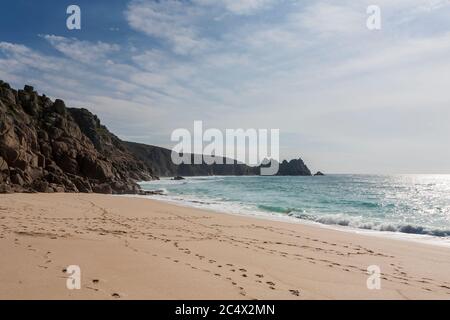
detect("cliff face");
top-left (0, 81), bottom-right (155, 194)
top-left (0, 81), bottom-right (312, 194)
top-left (124, 141), bottom-right (312, 177)
top-left (124, 141), bottom-right (259, 177)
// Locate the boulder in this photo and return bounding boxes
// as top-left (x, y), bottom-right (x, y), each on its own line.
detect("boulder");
top-left (92, 183), bottom-right (113, 194)
top-left (11, 173), bottom-right (24, 186)
top-left (18, 89), bottom-right (40, 116)
top-left (69, 175), bottom-right (91, 193)
top-left (111, 180), bottom-right (141, 194)
top-left (78, 155), bottom-right (114, 180)
top-left (32, 180), bottom-right (51, 193)
top-left (51, 184), bottom-right (65, 193)
top-left (52, 99), bottom-right (67, 115)
top-left (55, 154), bottom-right (78, 174)
top-left (24, 85), bottom-right (34, 93)
top-left (46, 161), bottom-right (63, 175)
top-left (13, 158), bottom-right (28, 171)
top-left (45, 172), bottom-right (65, 185)
top-left (0, 86), bottom-right (16, 104)
top-left (0, 183), bottom-right (12, 193)
top-left (0, 156), bottom-right (8, 172)
top-left (2, 146), bottom-right (19, 166)
top-left (37, 153), bottom-right (45, 167)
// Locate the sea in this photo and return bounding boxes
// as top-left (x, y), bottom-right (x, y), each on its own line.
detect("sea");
top-left (138, 174), bottom-right (450, 245)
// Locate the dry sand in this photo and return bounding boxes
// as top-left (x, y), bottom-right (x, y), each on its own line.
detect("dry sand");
top-left (0, 193), bottom-right (449, 300)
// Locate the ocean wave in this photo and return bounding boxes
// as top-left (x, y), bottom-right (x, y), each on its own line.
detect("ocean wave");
top-left (290, 212), bottom-right (450, 237)
top-left (258, 204), bottom-right (294, 214)
top-left (139, 176), bottom-right (223, 187)
top-left (255, 203), bottom-right (450, 237)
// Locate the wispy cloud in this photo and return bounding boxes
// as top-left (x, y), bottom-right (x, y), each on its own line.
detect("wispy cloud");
top-left (42, 35), bottom-right (120, 64)
top-left (291, 2), bottom-right (365, 36)
top-left (194, 0), bottom-right (276, 15)
top-left (126, 0), bottom-right (212, 55)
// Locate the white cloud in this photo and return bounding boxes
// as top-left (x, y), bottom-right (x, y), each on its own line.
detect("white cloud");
top-left (125, 0), bottom-right (278, 55)
top-left (0, 42), bottom-right (62, 72)
top-left (126, 0), bottom-right (211, 55)
top-left (194, 0), bottom-right (276, 15)
top-left (290, 3), bottom-right (365, 36)
top-left (132, 49), bottom-right (168, 71)
top-left (42, 35), bottom-right (120, 63)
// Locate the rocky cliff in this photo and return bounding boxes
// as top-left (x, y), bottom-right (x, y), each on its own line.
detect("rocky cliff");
top-left (0, 81), bottom-right (155, 194)
top-left (0, 81), bottom-right (312, 194)
top-left (124, 141), bottom-right (259, 177)
top-left (124, 142), bottom-right (312, 177)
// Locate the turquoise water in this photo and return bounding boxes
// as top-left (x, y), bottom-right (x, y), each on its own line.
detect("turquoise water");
top-left (139, 175), bottom-right (450, 238)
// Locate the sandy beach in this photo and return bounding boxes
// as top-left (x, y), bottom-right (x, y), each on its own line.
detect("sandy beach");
top-left (0, 193), bottom-right (449, 300)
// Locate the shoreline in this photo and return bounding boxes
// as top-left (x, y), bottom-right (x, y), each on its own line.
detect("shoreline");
top-left (128, 192), bottom-right (450, 249)
top-left (1, 193), bottom-right (450, 299)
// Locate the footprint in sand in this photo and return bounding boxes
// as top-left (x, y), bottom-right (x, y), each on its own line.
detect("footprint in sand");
top-left (111, 293), bottom-right (120, 298)
top-left (289, 289), bottom-right (300, 296)
top-left (86, 286), bottom-right (99, 292)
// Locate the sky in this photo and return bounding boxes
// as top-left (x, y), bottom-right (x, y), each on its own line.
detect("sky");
top-left (1, 0), bottom-right (450, 174)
